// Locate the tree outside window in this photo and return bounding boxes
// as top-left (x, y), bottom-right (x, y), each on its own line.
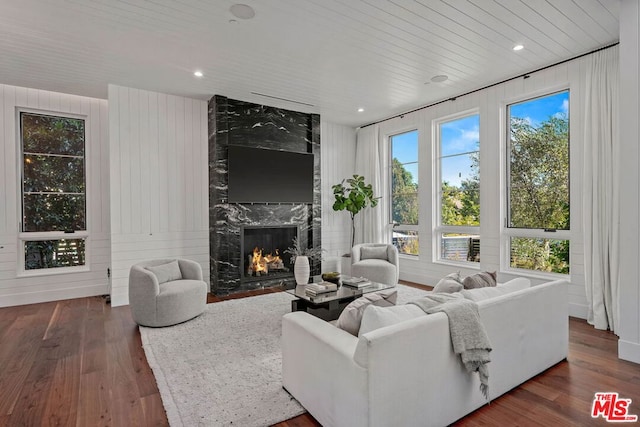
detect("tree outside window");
top-left (390, 130), bottom-right (419, 255)
top-left (20, 112), bottom-right (87, 271)
top-left (507, 91), bottom-right (570, 274)
top-left (437, 113), bottom-right (480, 263)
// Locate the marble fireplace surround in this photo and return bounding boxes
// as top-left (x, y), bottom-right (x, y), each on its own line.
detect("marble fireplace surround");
top-left (208, 95), bottom-right (321, 295)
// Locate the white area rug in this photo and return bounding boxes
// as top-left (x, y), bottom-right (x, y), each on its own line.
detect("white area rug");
top-left (139, 284), bottom-right (430, 426)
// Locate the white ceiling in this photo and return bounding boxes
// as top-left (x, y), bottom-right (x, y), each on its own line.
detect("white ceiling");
top-left (0, 0), bottom-right (620, 127)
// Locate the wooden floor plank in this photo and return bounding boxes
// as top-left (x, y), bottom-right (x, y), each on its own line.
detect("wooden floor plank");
top-left (0, 286), bottom-right (639, 426)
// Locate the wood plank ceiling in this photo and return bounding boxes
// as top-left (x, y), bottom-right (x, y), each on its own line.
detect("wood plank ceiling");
top-left (0, 0), bottom-right (620, 126)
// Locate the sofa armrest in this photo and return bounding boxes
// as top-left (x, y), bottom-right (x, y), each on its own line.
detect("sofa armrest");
top-left (282, 312), bottom-right (369, 427)
top-left (177, 259), bottom-right (204, 281)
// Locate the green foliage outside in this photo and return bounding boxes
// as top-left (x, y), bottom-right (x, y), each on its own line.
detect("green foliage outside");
top-left (21, 113), bottom-right (86, 269)
top-left (440, 147), bottom-right (480, 227)
top-left (509, 114), bottom-right (570, 274)
top-left (391, 159), bottom-right (419, 255)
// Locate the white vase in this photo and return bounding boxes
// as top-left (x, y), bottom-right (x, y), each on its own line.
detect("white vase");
top-left (294, 256), bottom-right (310, 285)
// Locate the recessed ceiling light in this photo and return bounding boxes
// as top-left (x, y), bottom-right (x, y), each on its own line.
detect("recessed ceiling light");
top-left (230, 4), bottom-right (255, 20)
top-left (194, 71), bottom-right (203, 77)
top-left (357, 108), bottom-right (364, 113)
top-left (513, 44), bottom-right (524, 51)
top-left (431, 75), bottom-right (448, 83)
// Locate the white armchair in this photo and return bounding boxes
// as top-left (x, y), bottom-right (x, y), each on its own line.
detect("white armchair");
top-left (351, 243), bottom-right (399, 285)
top-left (128, 258), bottom-right (208, 327)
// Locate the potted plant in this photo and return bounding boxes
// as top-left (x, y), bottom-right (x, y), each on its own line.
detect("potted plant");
top-left (332, 174), bottom-right (380, 250)
top-left (284, 237), bottom-right (323, 285)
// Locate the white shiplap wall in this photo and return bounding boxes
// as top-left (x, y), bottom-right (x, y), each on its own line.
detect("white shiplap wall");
top-left (373, 54), bottom-right (591, 319)
top-left (108, 85), bottom-right (209, 307)
top-left (320, 121), bottom-right (357, 271)
top-left (618, 0), bottom-right (640, 363)
top-left (0, 84), bottom-right (110, 307)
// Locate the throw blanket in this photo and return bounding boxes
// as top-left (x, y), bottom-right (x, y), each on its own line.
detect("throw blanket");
top-left (409, 293), bottom-right (492, 400)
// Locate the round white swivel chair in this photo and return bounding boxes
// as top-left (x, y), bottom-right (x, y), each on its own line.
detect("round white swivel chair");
top-left (128, 258), bottom-right (208, 327)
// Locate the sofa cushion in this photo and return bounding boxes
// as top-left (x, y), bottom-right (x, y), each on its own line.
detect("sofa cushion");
top-left (461, 277), bottom-right (530, 302)
top-left (432, 272), bottom-right (463, 293)
top-left (462, 271), bottom-right (497, 289)
top-left (336, 289), bottom-right (398, 336)
top-left (146, 260), bottom-right (182, 284)
top-left (358, 303), bottom-right (425, 336)
top-left (360, 246), bottom-right (389, 260)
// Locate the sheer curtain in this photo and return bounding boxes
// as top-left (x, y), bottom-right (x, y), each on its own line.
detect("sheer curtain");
top-left (583, 46), bottom-right (620, 332)
top-left (354, 124), bottom-right (385, 244)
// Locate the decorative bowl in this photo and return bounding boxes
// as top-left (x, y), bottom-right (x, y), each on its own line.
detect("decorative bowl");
top-left (321, 272), bottom-right (341, 284)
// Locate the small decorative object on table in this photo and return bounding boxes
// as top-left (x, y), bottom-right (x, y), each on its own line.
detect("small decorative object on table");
top-left (342, 276), bottom-right (372, 288)
top-left (305, 281), bottom-right (338, 296)
top-left (321, 271), bottom-right (341, 284)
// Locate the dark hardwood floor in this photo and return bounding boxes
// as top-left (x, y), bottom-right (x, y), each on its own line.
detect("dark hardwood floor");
top-left (0, 283), bottom-right (638, 426)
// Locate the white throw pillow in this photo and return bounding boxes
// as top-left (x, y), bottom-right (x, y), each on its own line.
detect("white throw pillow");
top-left (461, 277), bottom-right (530, 302)
top-left (360, 246), bottom-right (388, 260)
top-left (146, 260), bottom-right (182, 284)
top-left (432, 271), bottom-right (463, 293)
top-left (336, 289), bottom-right (398, 336)
top-left (358, 303), bottom-right (425, 336)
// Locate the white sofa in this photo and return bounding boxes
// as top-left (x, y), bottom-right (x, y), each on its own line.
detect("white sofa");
top-left (282, 279), bottom-right (568, 427)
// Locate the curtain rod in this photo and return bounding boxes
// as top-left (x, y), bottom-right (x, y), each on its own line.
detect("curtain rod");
top-left (359, 42), bottom-right (620, 129)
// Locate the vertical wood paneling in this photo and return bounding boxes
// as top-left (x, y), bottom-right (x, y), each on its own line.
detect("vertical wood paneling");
top-left (0, 84), bottom-right (110, 307)
top-left (320, 121), bottom-right (357, 259)
top-left (618, 0), bottom-right (640, 363)
top-left (107, 85), bottom-right (209, 307)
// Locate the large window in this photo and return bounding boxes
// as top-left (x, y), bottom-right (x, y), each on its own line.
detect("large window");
top-left (506, 90), bottom-right (570, 274)
top-left (390, 130), bottom-right (419, 255)
top-left (19, 111), bottom-right (87, 272)
top-left (436, 113), bottom-right (480, 263)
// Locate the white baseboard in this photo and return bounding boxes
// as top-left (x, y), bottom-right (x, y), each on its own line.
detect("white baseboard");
top-left (0, 284), bottom-right (108, 308)
top-left (568, 302), bottom-right (588, 320)
top-left (619, 340), bottom-right (640, 364)
top-left (399, 272), bottom-right (437, 287)
top-left (110, 289), bottom-right (129, 307)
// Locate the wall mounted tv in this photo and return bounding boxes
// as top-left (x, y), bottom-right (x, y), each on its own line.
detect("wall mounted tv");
top-left (227, 145), bottom-right (314, 204)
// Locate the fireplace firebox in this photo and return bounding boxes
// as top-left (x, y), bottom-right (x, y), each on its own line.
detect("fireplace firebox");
top-left (240, 225), bottom-right (299, 282)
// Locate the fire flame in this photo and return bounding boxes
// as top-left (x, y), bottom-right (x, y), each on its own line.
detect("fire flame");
top-left (250, 247), bottom-right (283, 274)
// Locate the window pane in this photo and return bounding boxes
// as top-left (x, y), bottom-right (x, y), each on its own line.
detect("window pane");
top-left (23, 194), bottom-right (86, 232)
top-left (508, 91), bottom-right (569, 230)
top-left (510, 237), bottom-right (569, 274)
top-left (391, 129), bottom-right (419, 231)
top-left (21, 113), bottom-right (84, 156)
top-left (440, 115), bottom-right (480, 157)
top-left (24, 155), bottom-right (85, 193)
top-left (392, 230), bottom-right (419, 255)
top-left (441, 233), bottom-right (480, 263)
top-left (391, 131), bottom-right (418, 164)
top-left (391, 192), bottom-right (418, 225)
top-left (439, 114), bottom-right (480, 228)
top-left (24, 239), bottom-right (86, 270)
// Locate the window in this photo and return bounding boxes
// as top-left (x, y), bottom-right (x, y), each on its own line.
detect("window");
top-left (506, 90), bottom-right (570, 274)
top-left (436, 113), bottom-right (480, 263)
top-left (390, 130), bottom-right (419, 255)
top-left (19, 111), bottom-right (87, 271)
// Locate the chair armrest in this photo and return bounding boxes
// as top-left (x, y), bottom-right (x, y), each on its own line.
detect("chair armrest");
top-left (177, 259), bottom-right (204, 281)
top-left (129, 266), bottom-right (160, 299)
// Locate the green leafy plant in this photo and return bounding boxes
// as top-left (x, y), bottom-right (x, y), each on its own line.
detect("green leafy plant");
top-left (332, 174), bottom-right (380, 249)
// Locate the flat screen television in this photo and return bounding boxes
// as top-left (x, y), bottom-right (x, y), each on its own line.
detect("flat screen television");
top-left (227, 145), bottom-right (314, 203)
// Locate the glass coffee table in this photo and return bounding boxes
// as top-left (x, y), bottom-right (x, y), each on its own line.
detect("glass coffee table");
top-left (286, 277), bottom-right (395, 321)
